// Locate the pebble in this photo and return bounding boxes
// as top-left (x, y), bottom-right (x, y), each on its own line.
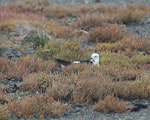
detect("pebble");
top-left (6, 81), bottom-right (19, 93)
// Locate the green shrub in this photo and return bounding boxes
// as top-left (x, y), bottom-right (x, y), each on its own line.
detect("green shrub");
top-left (100, 52), bottom-right (133, 67)
top-left (131, 54), bottom-right (150, 65)
top-left (36, 41), bottom-right (89, 61)
top-left (56, 41), bottom-right (89, 61)
top-left (0, 21), bottom-right (16, 33)
top-left (35, 40), bottom-right (61, 60)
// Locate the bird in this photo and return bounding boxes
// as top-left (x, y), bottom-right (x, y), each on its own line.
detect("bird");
top-left (90, 53), bottom-right (100, 66)
top-left (55, 53), bottom-right (100, 67)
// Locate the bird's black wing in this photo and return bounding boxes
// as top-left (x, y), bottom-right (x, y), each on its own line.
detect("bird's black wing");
top-left (55, 58), bottom-right (71, 66)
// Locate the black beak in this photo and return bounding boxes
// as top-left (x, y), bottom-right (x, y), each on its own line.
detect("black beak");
top-left (90, 58), bottom-right (95, 64)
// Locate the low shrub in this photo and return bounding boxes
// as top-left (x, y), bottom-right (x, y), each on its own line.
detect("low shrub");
top-left (114, 76), bottom-right (150, 99)
top-left (72, 4), bottom-right (95, 16)
top-left (17, 56), bottom-right (56, 74)
top-left (47, 76), bottom-right (74, 101)
top-left (100, 51), bottom-right (148, 67)
top-left (101, 65), bottom-right (142, 82)
top-left (0, 58), bottom-right (22, 80)
top-left (61, 64), bottom-right (87, 75)
top-left (47, 66), bottom-right (113, 103)
top-left (72, 66), bottom-right (114, 103)
top-left (115, 4), bottom-right (150, 24)
top-left (131, 54), bottom-right (150, 65)
top-left (134, 38), bottom-right (150, 54)
top-left (44, 4), bottom-right (71, 18)
top-left (92, 95), bottom-right (127, 113)
top-left (72, 79), bottom-right (112, 103)
top-left (0, 8), bottom-right (19, 22)
top-left (100, 51), bottom-right (150, 67)
top-left (137, 64), bottom-right (150, 71)
top-left (0, 56), bottom-right (56, 80)
top-left (6, 94), bottom-right (68, 119)
top-left (97, 41), bottom-right (126, 52)
top-left (0, 2), bottom-right (150, 118)
top-left (56, 41), bottom-right (89, 61)
top-left (44, 21), bottom-right (73, 38)
top-left (100, 52), bottom-right (133, 67)
top-left (21, 72), bottom-right (54, 93)
top-left (5, 0), bottom-right (49, 13)
top-left (0, 92), bottom-right (12, 104)
top-left (52, 26), bottom-right (72, 39)
top-left (18, 63), bottom-right (150, 105)
top-left (116, 9), bottom-right (144, 24)
top-left (36, 40), bottom-right (89, 61)
top-left (35, 40), bottom-right (61, 60)
top-left (0, 8), bottom-right (45, 33)
top-left (88, 24), bottom-right (127, 43)
top-left (96, 4), bottom-right (120, 14)
top-left (97, 36), bottom-right (150, 57)
top-left (72, 13), bottom-right (114, 31)
top-left (0, 107), bottom-right (10, 120)
top-left (0, 20), bottom-right (16, 33)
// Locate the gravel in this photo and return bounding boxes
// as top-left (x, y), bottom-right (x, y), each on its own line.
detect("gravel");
top-left (126, 16), bottom-right (150, 38)
top-left (1, 0), bottom-right (150, 5)
top-left (100, 0), bottom-right (150, 6)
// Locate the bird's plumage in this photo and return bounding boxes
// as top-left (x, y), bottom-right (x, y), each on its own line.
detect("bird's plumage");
top-left (55, 59), bottom-right (71, 66)
top-left (90, 53), bottom-right (100, 66)
top-left (55, 53), bottom-right (100, 66)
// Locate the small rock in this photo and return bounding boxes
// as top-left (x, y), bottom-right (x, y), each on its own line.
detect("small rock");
top-left (127, 103), bottom-right (148, 112)
top-left (6, 81), bottom-right (19, 93)
top-left (0, 99), bottom-right (8, 105)
top-left (134, 104), bottom-right (148, 109)
top-left (12, 50), bottom-right (22, 57)
top-left (10, 78), bottom-right (17, 82)
top-left (0, 78), bottom-right (9, 84)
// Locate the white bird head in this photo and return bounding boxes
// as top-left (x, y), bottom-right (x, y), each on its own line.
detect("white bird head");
top-left (90, 53), bottom-right (100, 66)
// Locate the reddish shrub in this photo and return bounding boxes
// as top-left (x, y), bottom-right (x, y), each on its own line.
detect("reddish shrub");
top-left (73, 13), bottom-right (114, 31)
top-left (88, 24), bottom-right (127, 43)
top-left (92, 95), bottom-right (128, 113)
top-left (0, 56), bottom-right (56, 80)
top-left (6, 94), bottom-right (68, 118)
